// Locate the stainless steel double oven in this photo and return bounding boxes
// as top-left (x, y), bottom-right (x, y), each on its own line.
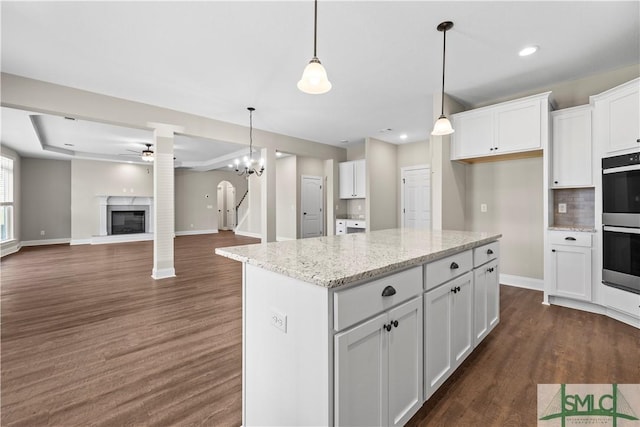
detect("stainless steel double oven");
top-left (602, 151), bottom-right (640, 294)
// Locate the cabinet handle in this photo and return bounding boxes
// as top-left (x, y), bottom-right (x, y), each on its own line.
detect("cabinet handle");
top-left (637, 138), bottom-right (640, 143)
top-left (381, 285), bottom-right (396, 297)
top-left (384, 323), bottom-right (392, 332)
top-left (456, 286), bottom-right (461, 292)
top-left (564, 236), bottom-right (576, 241)
top-left (451, 287), bottom-right (457, 294)
top-left (392, 320), bottom-right (399, 328)
top-left (489, 148), bottom-right (494, 151)
top-left (552, 249), bottom-right (556, 252)
top-left (450, 262), bottom-right (459, 270)
top-left (554, 181), bottom-right (558, 184)
top-left (487, 249), bottom-right (493, 255)
top-left (495, 147), bottom-right (498, 150)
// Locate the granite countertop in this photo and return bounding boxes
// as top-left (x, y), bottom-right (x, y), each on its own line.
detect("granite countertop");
top-left (215, 229), bottom-right (501, 289)
top-left (548, 226), bottom-right (597, 233)
top-left (336, 215), bottom-right (366, 220)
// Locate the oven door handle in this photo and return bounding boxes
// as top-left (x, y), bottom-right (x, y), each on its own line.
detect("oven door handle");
top-left (603, 164), bottom-right (640, 174)
top-left (604, 226), bottom-right (640, 235)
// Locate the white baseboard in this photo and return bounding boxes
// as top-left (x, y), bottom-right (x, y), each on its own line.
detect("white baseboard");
top-left (549, 296), bottom-right (640, 329)
top-left (235, 230), bottom-right (262, 239)
top-left (21, 238), bottom-right (71, 247)
top-left (152, 267), bottom-right (176, 280)
top-left (276, 236), bottom-right (296, 242)
top-left (91, 233), bottom-right (154, 245)
top-left (1, 240), bottom-right (21, 257)
top-left (175, 229), bottom-right (218, 236)
top-left (70, 239), bottom-right (92, 246)
top-left (500, 274), bottom-right (544, 291)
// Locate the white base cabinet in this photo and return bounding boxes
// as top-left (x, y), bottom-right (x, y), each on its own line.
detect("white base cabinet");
top-left (549, 231), bottom-right (593, 302)
top-left (335, 297), bottom-right (423, 427)
top-left (473, 259), bottom-right (499, 345)
top-left (424, 271), bottom-right (474, 400)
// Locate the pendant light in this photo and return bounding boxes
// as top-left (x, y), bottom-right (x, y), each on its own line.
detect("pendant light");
top-left (297, 0), bottom-right (332, 94)
top-left (235, 107), bottom-right (264, 177)
top-left (431, 21), bottom-right (455, 136)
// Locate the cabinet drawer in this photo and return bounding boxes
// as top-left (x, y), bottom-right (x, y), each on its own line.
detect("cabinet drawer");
top-left (346, 220), bottom-right (365, 229)
top-left (333, 266), bottom-right (422, 331)
top-left (336, 220), bottom-right (346, 227)
top-left (425, 250), bottom-right (472, 291)
top-left (473, 241), bottom-right (499, 267)
top-left (549, 231), bottom-right (592, 247)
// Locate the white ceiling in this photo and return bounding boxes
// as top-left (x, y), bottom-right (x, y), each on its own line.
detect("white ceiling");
top-left (1, 1), bottom-right (639, 166)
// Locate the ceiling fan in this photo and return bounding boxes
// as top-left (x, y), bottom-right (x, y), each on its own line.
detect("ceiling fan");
top-left (119, 143), bottom-right (154, 162)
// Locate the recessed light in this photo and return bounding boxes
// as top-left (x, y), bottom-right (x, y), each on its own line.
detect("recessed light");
top-left (400, 134), bottom-right (408, 140)
top-left (64, 116), bottom-right (76, 121)
top-left (276, 151), bottom-right (283, 157)
top-left (340, 139), bottom-right (349, 144)
top-left (518, 45), bottom-right (538, 57)
top-left (64, 143), bottom-right (75, 147)
top-left (379, 128), bottom-right (393, 133)
top-left (228, 164), bottom-right (233, 168)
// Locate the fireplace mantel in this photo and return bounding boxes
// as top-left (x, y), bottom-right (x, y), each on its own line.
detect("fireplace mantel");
top-left (97, 196), bottom-right (154, 236)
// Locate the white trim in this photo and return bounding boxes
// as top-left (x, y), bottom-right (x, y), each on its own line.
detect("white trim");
top-left (549, 296), bottom-right (640, 329)
top-left (276, 236), bottom-right (296, 242)
top-left (1, 240), bottom-right (21, 257)
top-left (91, 233), bottom-right (154, 245)
top-left (175, 229), bottom-right (219, 236)
top-left (152, 267), bottom-right (176, 280)
top-left (21, 238), bottom-right (71, 247)
top-left (235, 230), bottom-right (262, 239)
top-left (70, 239), bottom-right (92, 246)
top-left (500, 274), bottom-right (544, 291)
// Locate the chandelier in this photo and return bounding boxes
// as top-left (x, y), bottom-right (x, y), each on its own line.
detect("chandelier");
top-left (235, 107), bottom-right (264, 177)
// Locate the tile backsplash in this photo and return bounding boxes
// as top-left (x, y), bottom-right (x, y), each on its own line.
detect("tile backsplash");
top-left (553, 188), bottom-right (595, 228)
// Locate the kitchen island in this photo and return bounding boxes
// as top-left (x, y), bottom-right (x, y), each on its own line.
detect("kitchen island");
top-left (216, 228), bottom-right (501, 427)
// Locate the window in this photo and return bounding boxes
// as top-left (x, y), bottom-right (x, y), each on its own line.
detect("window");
top-left (0, 156), bottom-right (14, 242)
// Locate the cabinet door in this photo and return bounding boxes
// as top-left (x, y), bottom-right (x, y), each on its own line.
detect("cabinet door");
top-left (451, 272), bottom-right (474, 369)
top-left (353, 160), bottom-right (366, 198)
top-left (387, 297), bottom-right (423, 427)
top-left (606, 83), bottom-right (640, 153)
top-left (451, 110), bottom-right (494, 159)
top-left (552, 107), bottom-right (592, 187)
top-left (550, 245), bottom-right (592, 301)
top-left (494, 99), bottom-right (542, 154)
top-left (474, 260), bottom-right (499, 345)
top-left (339, 161), bottom-right (354, 199)
top-left (335, 312), bottom-right (388, 427)
top-left (424, 283), bottom-right (452, 399)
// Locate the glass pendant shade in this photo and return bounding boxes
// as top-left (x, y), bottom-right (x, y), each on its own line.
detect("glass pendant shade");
top-left (297, 57), bottom-right (332, 94)
top-left (431, 115), bottom-right (455, 136)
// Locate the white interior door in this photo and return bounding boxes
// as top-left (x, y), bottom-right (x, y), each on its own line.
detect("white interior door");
top-left (301, 175), bottom-right (323, 238)
top-left (402, 166), bottom-right (431, 229)
top-left (217, 184), bottom-right (225, 229)
top-left (225, 183), bottom-right (236, 229)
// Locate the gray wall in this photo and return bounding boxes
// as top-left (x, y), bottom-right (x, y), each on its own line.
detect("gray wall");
top-left (21, 158), bottom-right (71, 241)
top-left (174, 169), bottom-right (247, 233)
top-left (366, 137), bottom-right (398, 231)
top-left (276, 156), bottom-right (297, 240)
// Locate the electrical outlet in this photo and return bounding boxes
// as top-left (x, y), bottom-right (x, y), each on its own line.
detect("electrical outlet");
top-left (270, 309), bottom-right (287, 333)
top-left (40, 230), bottom-right (45, 236)
top-left (206, 205), bottom-right (213, 209)
top-left (480, 203), bottom-right (488, 213)
top-left (190, 224), bottom-right (194, 228)
top-left (558, 203), bottom-right (567, 213)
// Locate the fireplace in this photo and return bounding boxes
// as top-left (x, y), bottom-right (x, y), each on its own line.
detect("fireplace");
top-left (111, 210), bottom-right (145, 235)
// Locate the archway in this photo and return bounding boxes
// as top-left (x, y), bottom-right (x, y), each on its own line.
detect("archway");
top-left (216, 180), bottom-right (236, 231)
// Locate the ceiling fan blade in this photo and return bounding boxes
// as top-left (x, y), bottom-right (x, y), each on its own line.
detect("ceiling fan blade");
top-left (125, 149), bottom-right (140, 153)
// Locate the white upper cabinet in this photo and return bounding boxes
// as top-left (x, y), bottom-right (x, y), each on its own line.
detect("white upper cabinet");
top-left (339, 159), bottom-right (366, 199)
top-left (551, 105), bottom-right (593, 188)
top-left (450, 92), bottom-right (550, 161)
top-left (591, 77), bottom-right (640, 155)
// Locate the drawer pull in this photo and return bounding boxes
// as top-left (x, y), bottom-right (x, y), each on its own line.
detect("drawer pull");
top-left (565, 237), bottom-right (577, 241)
top-left (487, 249), bottom-right (494, 255)
top-left (381, 285), bottom-right (396, 297)
top-left (450, 262), bottom-right (459, 270)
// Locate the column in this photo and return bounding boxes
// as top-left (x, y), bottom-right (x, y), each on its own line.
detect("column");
top-left (149, 122), bottom-right (183, 279)
top-left (261, 147), bottom-right (276, 242)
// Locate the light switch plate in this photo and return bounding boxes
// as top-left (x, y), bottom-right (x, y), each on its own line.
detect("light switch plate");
top-left (270, 309), bottom-right (287, 333)
top-left (558, 203), bottom-right (567, 213)
top-left (480, 203), bottom-right (487, 213)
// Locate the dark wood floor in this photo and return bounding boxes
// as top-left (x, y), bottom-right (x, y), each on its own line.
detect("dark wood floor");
top-left (1, 233), bottom-right (638, 426)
